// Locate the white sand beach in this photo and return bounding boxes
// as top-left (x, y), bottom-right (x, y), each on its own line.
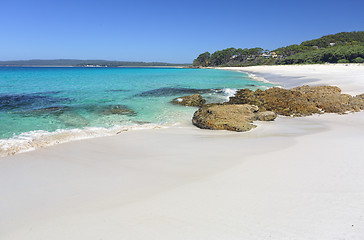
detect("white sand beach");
top-left (1, 64), bottom-right (364, 239)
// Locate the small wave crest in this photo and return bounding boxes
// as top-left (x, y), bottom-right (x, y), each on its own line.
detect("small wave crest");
top-left (221, 88), bottom-right (238, 100)
top-left (0, 124), bottom-right (166, 158)
top-left (247, 73), bottom-right (272, 84)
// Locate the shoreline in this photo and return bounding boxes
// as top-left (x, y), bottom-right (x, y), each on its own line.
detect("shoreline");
top-left (1, 64), bottom-right (364, 239)
top-left (0, 123), bottom-right (170, 158)
top-left (216, 63), bottom-right (364, 95)
top-left (0, 69), bottom-right (260, 158)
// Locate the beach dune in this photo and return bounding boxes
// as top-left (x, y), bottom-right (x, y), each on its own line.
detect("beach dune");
top-left (1, 64), bottom-right (364, 239)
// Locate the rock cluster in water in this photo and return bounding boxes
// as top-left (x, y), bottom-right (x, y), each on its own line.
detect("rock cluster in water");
top-left (175, 85), bottom-right (364, 132)
top-left (172, 94), bottom-right (206, 107)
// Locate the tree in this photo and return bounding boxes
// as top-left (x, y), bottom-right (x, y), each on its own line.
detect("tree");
top-left (247, 47), bottom-right (264, 56)
top-left (338, 59), bottom-right (350, 63)
top-left (192, 52), bottom-right (211, 67)
top-left (353, 57), bottom-right (364, 63)
top-left (209, 48), bottom-right (237, 66)
top-left (192, 31), bottom-right (364, 66)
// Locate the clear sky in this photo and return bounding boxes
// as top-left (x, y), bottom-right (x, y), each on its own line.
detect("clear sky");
top-left (1, 0), bottom-right (363, 63)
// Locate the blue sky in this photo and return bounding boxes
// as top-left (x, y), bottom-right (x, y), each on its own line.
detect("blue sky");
top-left (1, 0), bottom-right (363, 63)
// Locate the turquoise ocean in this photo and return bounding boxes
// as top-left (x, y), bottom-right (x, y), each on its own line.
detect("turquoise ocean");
top-left (0, 67), bottom-right (274, 155)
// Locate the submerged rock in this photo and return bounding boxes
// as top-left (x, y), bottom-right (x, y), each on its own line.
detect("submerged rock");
top-left (135, 87), bottom-right (213, 97)
top-left (26, 104), bottom-right (136, 116)
top-left (0, 93), bottom-right (70, 112)
top-left (99, 105), bottom-right (136, 115)
top-left (19, 106), bottom-right (69, 116)
top-left (105, 89), bottom-right (130, 92)
top-left (229, 85), bottom-right (364, 116)
top-left (192, 104), bottom-right (276, 132)
top-left (172, 94), bottom-right (206, 107)
top-left (57, 111), bottom-right (89, 127)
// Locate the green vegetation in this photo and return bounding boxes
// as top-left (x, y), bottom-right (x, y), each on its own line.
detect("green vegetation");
top-left (300, 31), bottom-right (364, 48)
top-left (353, 57), bottom-right (364, 63)
top-left (193, 31), bottom-right (364, 67)
top-left (280, 45), bottom-right (364, 64)
top-left (193, 52), bottom-right (211, 67)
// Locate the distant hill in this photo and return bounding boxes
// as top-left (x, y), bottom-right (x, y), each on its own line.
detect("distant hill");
top-left (300, 31), bottom-right (364, 48)
top-left (193, 31), bottom-right (364, 67)
top-left (0, 59), bottom-right (189, 67)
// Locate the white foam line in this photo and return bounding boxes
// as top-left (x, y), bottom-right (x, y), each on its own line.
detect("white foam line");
top-left (214, 67), bottom-right (283, 88)
top-left (0, 123), bottom-right (169, 158)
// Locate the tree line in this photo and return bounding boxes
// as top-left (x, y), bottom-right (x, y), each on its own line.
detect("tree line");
top-left (192, 31), bottom-right (364, 67)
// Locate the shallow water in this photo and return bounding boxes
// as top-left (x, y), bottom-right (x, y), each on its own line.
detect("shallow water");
top-left (0, 67), bottom-right (274, 155)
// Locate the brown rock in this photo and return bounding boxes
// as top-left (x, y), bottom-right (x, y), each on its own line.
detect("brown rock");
top-left (192, 104), bottom-right (276, 132)
top-left (229, 85), bottom-right (364, 116)
top-left (350, 94), bottom-right (364, 111)
top-left (229, 87), bottom-right (320, 116)
top-left (292, 85), bottom-right (342, 96)
top-left (255, 111), bottom-right (277, 121)
top-left (172, 94), bottom-right (206, 107)
top-left (355, 93), bottom-right (364, 100)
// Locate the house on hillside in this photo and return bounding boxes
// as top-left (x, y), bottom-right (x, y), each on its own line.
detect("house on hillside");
top-left (261, 52), bottom-right (278, 58)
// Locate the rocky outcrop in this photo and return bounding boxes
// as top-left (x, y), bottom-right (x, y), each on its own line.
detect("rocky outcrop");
top-left (192, 104), bottom-right (276, 132)
top-left (350, 94), bottom-right (364, 111)
top-left (172, 94), bottom-right (206, 107)
top-left (229, 85), bottom-right (364, 116)
top-left (255, 111), bottom-right (277, 121)
top-left (192, 85), bottom-right (364, 132)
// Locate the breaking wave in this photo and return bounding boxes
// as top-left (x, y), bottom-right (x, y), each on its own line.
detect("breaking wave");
top-left (0, 123), bottom-right (167, 158)
top-left (222, 88), bottom-right (238, 100)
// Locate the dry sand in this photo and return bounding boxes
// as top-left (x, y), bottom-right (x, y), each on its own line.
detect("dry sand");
top-left (218, 64), bottom-right (364, 94)
top-left (1, 64), bottom-right (364, 239)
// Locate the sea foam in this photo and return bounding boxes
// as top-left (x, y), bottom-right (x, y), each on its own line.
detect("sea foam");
top-left (222, 88), bottom-right (238, 100)
top-left (0, 124), bottom-right (166, 158)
